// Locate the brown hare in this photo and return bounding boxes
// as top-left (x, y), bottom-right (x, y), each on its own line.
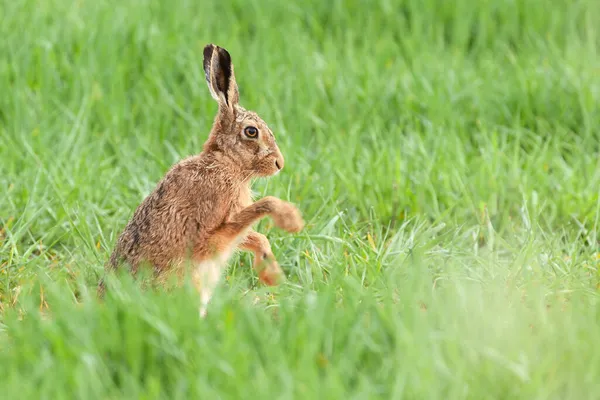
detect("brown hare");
top-left (99, 44), bottom-right (304, 317)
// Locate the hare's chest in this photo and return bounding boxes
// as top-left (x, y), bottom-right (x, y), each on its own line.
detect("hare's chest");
top-left (228, 185), bottom-right (254, 217)
top-left (239, 186), bottom-right (253, 207)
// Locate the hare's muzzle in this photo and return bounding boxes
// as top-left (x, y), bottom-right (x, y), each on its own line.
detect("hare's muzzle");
top-left (274, 154), bottom-right (284, 171)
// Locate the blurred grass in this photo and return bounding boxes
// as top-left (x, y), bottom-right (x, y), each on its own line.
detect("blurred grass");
top-left (1, 0), bottom-right (600, 398)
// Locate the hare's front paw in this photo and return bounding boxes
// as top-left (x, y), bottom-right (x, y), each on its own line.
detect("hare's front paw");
top-left (256, 254), bottom-right (285, 286)
top-left (272, 201), bottom-right (304, 233)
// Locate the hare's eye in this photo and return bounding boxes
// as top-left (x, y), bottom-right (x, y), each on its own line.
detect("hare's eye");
top-left (244, 126), bottom-right (259, 138)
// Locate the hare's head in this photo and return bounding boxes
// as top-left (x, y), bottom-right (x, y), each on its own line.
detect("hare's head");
top-left (202, 44), bottom-right (284, 178)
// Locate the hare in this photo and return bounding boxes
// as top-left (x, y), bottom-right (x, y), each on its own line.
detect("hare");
top-left (99, 44), bottom-right (304, 317)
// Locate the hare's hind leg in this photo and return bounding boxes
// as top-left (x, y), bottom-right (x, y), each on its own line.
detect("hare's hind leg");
top-left (192, 258), bottom-right (224, 318)
top-left (192, 236), bottom-right (243, 318)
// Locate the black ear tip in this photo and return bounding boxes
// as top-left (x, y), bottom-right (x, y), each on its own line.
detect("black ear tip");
top-left (216, 46), bottom-right (232, 67)
top-left (216, 46), bottom-right (230, 56)
top-left (203, 44), bottom-right (232, 64)
top-left (203, 44), bottom-right (215, 61)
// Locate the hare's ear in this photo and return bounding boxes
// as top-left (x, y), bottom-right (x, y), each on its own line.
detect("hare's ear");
top-left (203, 44), bottom-right (240, 110)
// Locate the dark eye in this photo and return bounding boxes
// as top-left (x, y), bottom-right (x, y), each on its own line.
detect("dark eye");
top-left (244, 126), bottom-right (259, 138)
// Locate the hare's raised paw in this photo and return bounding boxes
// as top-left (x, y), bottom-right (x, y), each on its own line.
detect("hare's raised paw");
top-left (272, 201), bottom-right (304, 233)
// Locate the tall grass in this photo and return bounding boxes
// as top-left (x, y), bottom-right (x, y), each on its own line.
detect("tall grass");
top-left (1, 0), bottom-right (599, 398)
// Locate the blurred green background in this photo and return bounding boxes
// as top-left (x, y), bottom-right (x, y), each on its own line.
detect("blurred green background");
top-left (1, 0), bottom-right (599, 398)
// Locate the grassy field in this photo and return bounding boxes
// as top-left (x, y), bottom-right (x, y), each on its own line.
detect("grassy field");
top-left (1, 0), bottom-right (600, 398)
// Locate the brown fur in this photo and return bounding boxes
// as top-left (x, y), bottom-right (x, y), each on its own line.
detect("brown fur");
top-left (98, 44), bottom-right (304, 316)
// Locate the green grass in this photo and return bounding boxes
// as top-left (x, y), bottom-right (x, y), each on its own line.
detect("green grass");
top-left (1, 0), bottom-right (600, 398)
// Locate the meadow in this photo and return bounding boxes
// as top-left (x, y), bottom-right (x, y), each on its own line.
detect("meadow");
top-left (1, 0), bottom-right (600, 398)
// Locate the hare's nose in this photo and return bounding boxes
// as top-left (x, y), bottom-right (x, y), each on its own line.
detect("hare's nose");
top-left (275, 156), bottom-right (284, 170)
